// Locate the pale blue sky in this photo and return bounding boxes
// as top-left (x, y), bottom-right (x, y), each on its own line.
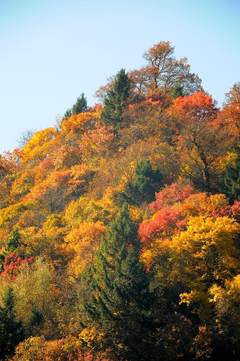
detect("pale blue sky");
top-left (0, 0), bottom-right (239, 152)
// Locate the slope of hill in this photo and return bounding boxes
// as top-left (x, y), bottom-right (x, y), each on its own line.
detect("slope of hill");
top-left (0, 41), bottom-right (240, 361)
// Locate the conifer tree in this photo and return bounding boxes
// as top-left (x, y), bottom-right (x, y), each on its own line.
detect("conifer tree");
top-left (101, 69), bottom-right (131, 125)
top-left (118, 159), bottom-right (163, 206)
top-left (224, 156), bottom-right (240, 202)
top-left (0, 288), bottom-right (24, 360)
top-left (64, 109), bottom-right (72, 119)
top-left (71, 93), bottom-right (88, 115)
top-left (64, 93), bottom-right (88, 118)
top-left (6, 230), bottom-right (21, 253)
top-left (83, 205), bottom-right (156, 361)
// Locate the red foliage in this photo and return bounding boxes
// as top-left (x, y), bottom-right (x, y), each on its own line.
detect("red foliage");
top-left (1, 253), bottom-right (35, 280)
top-left (149, 183), bottom-right (194, 212)
top-left (211, 200), bottom-right (240, 220)
top-left (139, 207), bottom-right (186, 242)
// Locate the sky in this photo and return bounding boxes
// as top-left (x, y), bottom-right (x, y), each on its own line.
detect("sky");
top-left (0, 0), bottom-right (239, 153)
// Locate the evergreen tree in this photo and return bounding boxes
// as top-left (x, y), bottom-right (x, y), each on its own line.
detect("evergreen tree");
top-left (64, 109), bottom-right (72, 119)
top-left (6, 230), bottom-right (21, 253)
top-left (83, 205), bottom-right (156, 361)
top-left (224, 156), bottom-right (240, 202)
top-left (118, 159), bottom-right (163, 206)
top-left (71, 93), bottom-right (88, 115)
top-left (101, 69), bottom-right (131, 126)
top-left (0, 288), bottom-right (24, 360)
top-left (64, 93), bottom-right (88, 118)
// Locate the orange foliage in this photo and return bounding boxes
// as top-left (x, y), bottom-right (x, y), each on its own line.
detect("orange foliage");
top-left (61, 110), bottom-right (101, 134)
top-left (171, 91), bottom-right (216, 120)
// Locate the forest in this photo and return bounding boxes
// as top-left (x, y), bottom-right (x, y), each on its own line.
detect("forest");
top-left (0, 41), bottom-right (240, 360)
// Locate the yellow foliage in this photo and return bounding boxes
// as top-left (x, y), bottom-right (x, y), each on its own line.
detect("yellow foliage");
top-left (63, 194), bottom-right (117, 227)
top-left (0, 202), bottom-right (27, 228)
top-left (181, 193), bottom-right (228, 218)
top-left (179, 290), bottom-right (198, 305)
top-left (65, 221), bottom-right (105, 275)
top-left (79, 326), bottom-right (105, 350)
top-left (140, 248), bottom-right (155, 268)
top-left (20, 128), bottom-right (57, 164)
top-left (11, 336), bottom-right (84, 361)
top-left (215, 151), bottom-right (238, 172)
top-left (171, 216), bottom-right (240, 256)
top-left (128, 205), bottom-right (144, 222)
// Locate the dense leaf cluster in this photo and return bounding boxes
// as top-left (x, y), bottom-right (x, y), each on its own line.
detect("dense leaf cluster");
top-left (0, 42), bottom-right (239, 360)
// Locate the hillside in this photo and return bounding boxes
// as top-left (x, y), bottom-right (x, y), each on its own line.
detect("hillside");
top-left (0, 41), bottom-right (240, 361)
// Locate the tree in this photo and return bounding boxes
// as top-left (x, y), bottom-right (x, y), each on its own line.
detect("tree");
top-left (214, 83), bottom-right (240, 148)
top-left (168, 92), bottom-right (221, 191)
top-left (18, 130), bottom-right (35, 148)
top-left (64, 109), bottom-right (72, 119)
top-left (224, 155), bottom-right (240, 202)
top-left (0, 288), bottom-right (24, 360)
top-left (0, 230), bottom-right (21, 272)
top-left (83, 205), bottom-right (156, 361)
top-left (72, 93), bottom-right (88, 115)
top-left (225, 82), bottom-right (240, 105)
top-left (101, 69), bottom-right (131, 126)
top-left (118, 159), bottom-right (163, 206)
top-left (6, 229), bottom-right (21, 252)
top-left (64, 93), bottom-right (88, 118)
top-left (129, 41), bottom-right (202, 98)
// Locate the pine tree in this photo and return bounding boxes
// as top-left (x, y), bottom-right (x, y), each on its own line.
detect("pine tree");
top-left (64, 109), bottom-right (72, 119)
top-left (0, 288), bottom-right (24, 360)
top-left (83, 205), bottom-right (156, 361)
top-left (6, 230), bottom-right (21, 253)
top-left (224, 157), bottom-right (240, 202)
top-left (101, 69), bottom-right (131, 126)
top-left (118, 159), bottom-right (163, 206)
top-left (64, 93), bottom-right (88, 118)
top-left (71, 93), bottom-right (88, 115)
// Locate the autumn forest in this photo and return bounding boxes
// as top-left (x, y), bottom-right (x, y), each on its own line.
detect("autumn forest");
top-left (1, 41), bottom-right (240, 360)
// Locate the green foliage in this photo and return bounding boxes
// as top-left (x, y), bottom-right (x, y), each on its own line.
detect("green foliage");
top-left (72, 93), bottom-right (88, 115)
top-left (64, 93), bottom-right (88, 118)
top-left (118, 159), bottom-right (163, 206)
top-left (0, 230), bottom-right (21, 272)
top-left (1, 40), bottom-right (240, 360)
top-left (83, 205), bottom-right (156, 361)
top-left (63, 109), bottom-right (72, 119)
top-left (7, 230), bottom-right (21, 253)
top-left (224, 156), bottom-right (240, 202)
top-left (0, 288), bottom-right (24, 360)
top-left (170, 83), bottom-right (185, 98)
top-left (101, 69), bottom-right (131, 125)
top-left (10, 258), bottom-right (56, 337)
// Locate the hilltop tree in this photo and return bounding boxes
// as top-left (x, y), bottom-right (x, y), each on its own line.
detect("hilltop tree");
top-left (72, 93), bottom-right (88, 114)
top-left (83, 205), bottom-right (156, 361)
top-left (101, 69), bottom-right (131, 125)
top-left (64, 93), bottom-right (88, 118)
top-left (129, 41), bottom-right (202, 98)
